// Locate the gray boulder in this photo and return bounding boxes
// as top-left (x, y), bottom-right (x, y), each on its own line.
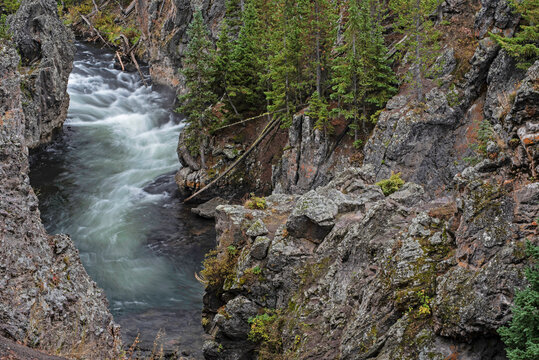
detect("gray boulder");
top-left (191, 197), bottom-right (229, 219)
top-left (286, 190), bottom-right (338, 243)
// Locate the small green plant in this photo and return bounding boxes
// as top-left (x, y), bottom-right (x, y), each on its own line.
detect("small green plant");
top-left (353, 139), bottom-right (363, 149)
top-left (498, 241), bottom-right (538, 360)
top-left (376, 172), bottom-right (405, 196)
top-left (446, 83), bottom-right (460, 107)
top-left (0, 14), bottom-right (12, 40)
top-left (245, 194), bottom-right (267, 210)
top-left (1, 0), bottom-right (20, 14)
top-left (476, 119), bottom-right (494, 156)
top-left (252, 265), bottom-right (262, 275)
top-left (199, 245), bottom-right (240, 289)
top-left (248, 313), bottom-right (278, 342)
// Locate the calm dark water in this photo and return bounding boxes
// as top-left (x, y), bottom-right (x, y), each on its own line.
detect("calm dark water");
top-left (30, 42), bottom-right (214, 357)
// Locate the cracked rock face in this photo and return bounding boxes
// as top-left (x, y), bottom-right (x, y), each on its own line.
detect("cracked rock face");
top-left (9, 0), bottom-right (74, 148)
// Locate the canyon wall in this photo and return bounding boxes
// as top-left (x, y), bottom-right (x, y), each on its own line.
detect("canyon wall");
top-left (0, 0), bottom-right (121, 357)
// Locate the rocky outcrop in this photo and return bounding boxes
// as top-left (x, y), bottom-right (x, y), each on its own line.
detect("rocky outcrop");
top-left (272, 113), bottom-right (353, 195)
top-left (8, 0), bottom-right (74, 148)
top-left (1, 4), bottom-right (121, 358)
top-left (201, 160), bottom-right (535, 359)
top-left (142, 0), bottom-right (225, 88)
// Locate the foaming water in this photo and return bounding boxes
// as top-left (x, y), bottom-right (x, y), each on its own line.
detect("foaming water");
top-left (30, 42), bottom-right (214, 354)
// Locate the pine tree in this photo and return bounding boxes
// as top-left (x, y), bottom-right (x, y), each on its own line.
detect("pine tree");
top-left (265, 0), bottom-right (313, 126)
top-left (331, 0), bottom-right (397, 146)
top-left (214, 0), bottom-right (243, 117)
top-left (310, 0), bottom-right (338, 97)
top-left (491, 0), bottom-right (539, 69)
top-left (176, 11), bottom-right (217, 165)
top-left (498, 241), bottom-right (539, 360)
top-left (390, 0), bottom-right (441, 101)
top-left (307, 91), bottom-right (332, 134)
top-left (227, 0), bottom-right (266, 114)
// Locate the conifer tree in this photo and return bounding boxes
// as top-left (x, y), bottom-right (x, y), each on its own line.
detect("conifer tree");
top-left (214, 0), bottom-right (243, 116)
top-left (498, 242), bottom-right (539, 360)
top-left (491, 0), bottom-right (539, 69)
top-left (176, 11), bottom-right (217, 165)
top-left (390, 0), bottom-right (441, 101)
top-left (227, 0), bottom-right (266, 114)
top-left (331, 0), bottom-right (397, 146)
top-left (310, 0), bottom-right (338, 97)
top-left (265, 0), bottom-right (313, 126)
top-left (308, 91), bottom-right (332, 134)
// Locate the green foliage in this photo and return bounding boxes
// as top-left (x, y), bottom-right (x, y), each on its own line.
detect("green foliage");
top-left (406, 290), bottom-right (433, 319)
top-left (390, 0), bottom-right (442, 101)
top-left (498, 242), bottom-right (539, 360)
top-left (1, 0), bottom-right (20, 14)
top-left (215, 0), bottom-right (267, 119)
top-left (307, 91), bottom-right (332, 134)
top-left (245, 194), bottom-right (267, 209)
top-left (0, 0), bottom-right (19, 40)
top-left (476, 119), bottom-right (494, 156)
top-left (331, 0), bottom-right (397, 142)
top-left (491, 0), bottom-right (539, 69)
top-left (176, 12), bottom-right (217, 158)
top-left (200, 245), bottom-right (240, 289)
top-left (248, 310), bottom-right (283, 358)
top-left (0, 14), bottom-right (11, 40)
top-left (248, 312), bottom-right (279, 342)
top-left (376, 171), bottom-right (405, 196)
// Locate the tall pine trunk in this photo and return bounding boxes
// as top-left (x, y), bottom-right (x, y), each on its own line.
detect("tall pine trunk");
top-left (414, 0), bottom-right (423, 102)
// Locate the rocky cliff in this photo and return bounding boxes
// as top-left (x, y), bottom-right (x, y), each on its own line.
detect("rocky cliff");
top-left (198, 1), bottom-right (538, 359)
top-left (141, 0), bottom-right (226, 88)
top-left (0, 1), bottom-right (121, 357)
top-left (9, 0), bottom-right (75, 148)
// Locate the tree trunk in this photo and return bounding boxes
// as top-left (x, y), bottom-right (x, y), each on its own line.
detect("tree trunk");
top-left (315, 0), bottom-right (322, 96)
top-left (414, 0), bottom-right (423, 102)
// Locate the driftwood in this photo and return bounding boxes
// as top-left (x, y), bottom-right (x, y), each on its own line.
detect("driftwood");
top-left (123, 0), bottom-right (136, 16)
top-left (183, 117), bottom-right (281, 203)
top-left (116, 34), bottom-right (147, 86)
top-left (115, 51), bottom-right (125, 71)
top-left (212, 109), bottom-right (286, 132)
top-left (80, 15), bottom-right (111, 48)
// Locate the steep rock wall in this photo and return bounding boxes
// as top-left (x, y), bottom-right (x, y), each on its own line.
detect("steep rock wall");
top-left (140, 0), bottom-right (225, 88)
top-left (9, 0), bottom-right (75, 148)
top-left (1, 1), bottom-right (121, 357)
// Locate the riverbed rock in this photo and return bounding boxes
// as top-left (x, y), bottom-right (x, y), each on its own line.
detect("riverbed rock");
top-left (192, 197), bottom-right (230, 219)
top-left (9, 0), bottom-right (74, 148)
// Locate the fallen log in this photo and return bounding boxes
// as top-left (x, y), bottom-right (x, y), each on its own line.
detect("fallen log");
top-left (183, 117), bottom-right (281, 203)
top-left (80, 15), bottom-right (111, 48)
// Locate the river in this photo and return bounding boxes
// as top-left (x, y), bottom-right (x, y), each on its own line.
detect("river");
top-left (29, 42), bottom-right (214, 357)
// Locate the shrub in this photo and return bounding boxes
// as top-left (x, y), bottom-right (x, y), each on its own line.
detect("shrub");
top-left (376, 172), bottom-right (405, 196)
top-left (200, 245), bottom-right (239, 289)
top-left (245, 194), bottom-right (267, 210)
top-left (248, 310), bottom-right (283, 358)
top-left (498, 241), bottom-right (539, 360)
